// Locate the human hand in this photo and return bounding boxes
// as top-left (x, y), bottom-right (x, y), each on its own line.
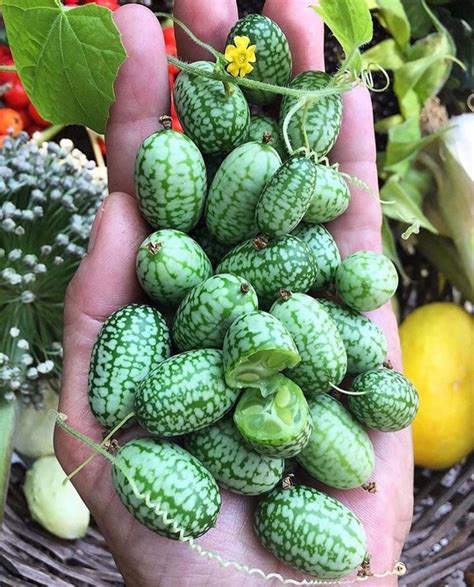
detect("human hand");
top-left (55, 1), bottom-right (413, 585)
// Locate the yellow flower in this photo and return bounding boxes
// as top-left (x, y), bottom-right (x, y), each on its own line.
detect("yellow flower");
top-left (224, 36), bottom-right (256, 78)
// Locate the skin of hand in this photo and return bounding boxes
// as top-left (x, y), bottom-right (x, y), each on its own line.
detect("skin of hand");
top-left (55, 1), bottom-right (414, 585)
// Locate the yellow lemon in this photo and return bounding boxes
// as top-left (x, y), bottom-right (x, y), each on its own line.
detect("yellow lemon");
top-left (400, 302), bottom-right (473, 469)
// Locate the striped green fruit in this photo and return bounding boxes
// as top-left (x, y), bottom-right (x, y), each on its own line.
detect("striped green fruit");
top-left (270, 292), bottom-right (347, 396)
top-left (204, 140), bottom-right (281, 245)
top-left (304, 164), bottom-right (350, 223)
top-left (135, 127), bottom-right (206, 232)
top-left (173, 61), bottom-right (250, 154)
top-left (88, 305), bottom-right (171, 429)
top-left (190, 222), bottom-right (230, 267)
top-left (112, 437), bottom-right (220, 539)
top-left (248, 114), bottom-right (286, 159)
top-left (349, 368), bottom-right (419, 431)
top-left (135, 349), bottom-right (240, 436)
top-left (297, 394), bottom-right (374, 489)
top-left (234, 375), bottom-right (312, 458)
top-left (319, 299), bottom-right (387, 373)
top-left (280, 71), bottom-right (343, 158)
top-left (185, 416), bottom-right (284, 495)
top-left (223, 311), bottom-right (300, 389)
top-left (292, 223), bottom-right (341, 291)
top-left (255, 484), bottom-right (367, 578)
top-left (136, 229), bottom-right (212, 308)
top-left (226, 14), bottom-right (292, 106)
top-left (335, 251), bottom-right (399, 312)
top-left (255, 155), bottom-right (317, 238)
top-left (172, 274), bottom-right (258, 351)
top-left (216, 235), bottom-right (318, 307)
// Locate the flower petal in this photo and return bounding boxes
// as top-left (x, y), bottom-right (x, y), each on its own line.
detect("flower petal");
top-left (227, 62), bottom-right (240, 77)
top-left (234, 35), bottom-right (250, 50)
top-left (247, 45), bottom-right (257, 62)
top-left (240, 62), bottom-right (254, 77)
top-left (225, 45), bottom-right (238, 62)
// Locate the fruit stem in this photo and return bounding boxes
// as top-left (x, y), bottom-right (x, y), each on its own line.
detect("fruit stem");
top-left (55, 412), bottom-right (118, 467)
top-left (156, 12), bottom-right (224, 63)
top-left (253, 235), bottom-right (268, 250)
top-left (159, 115), bottom-right (173, 130)
top-left (167, 55), bottom-right (353, 100)
top-left (330, 383), bottom-right (367, 396)
top-left (63, 412), bottom-right (135, 482)
top-left (279, 288), bottom-right (293, 301)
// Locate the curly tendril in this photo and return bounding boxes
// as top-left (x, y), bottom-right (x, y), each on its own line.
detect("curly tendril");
top-left (55, 412), bottom-right (407, 585)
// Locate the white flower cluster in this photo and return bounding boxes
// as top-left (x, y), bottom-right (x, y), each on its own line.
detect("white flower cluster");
top-left (0, 132), bottom-right (107, 403)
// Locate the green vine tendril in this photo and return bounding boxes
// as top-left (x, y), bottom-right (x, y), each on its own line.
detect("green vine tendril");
top-left (55, 412), bottom-right (407, 585)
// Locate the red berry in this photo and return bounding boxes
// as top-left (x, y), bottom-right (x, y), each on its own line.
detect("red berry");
top-left (0, 57), bottom-right (19, 85)
top-left (18, 109), bottom-right (32, 129)
top-left (83, 0), bottom-right (119, 9)
top-left (63, 0), bottom-right (80, 5)
top-left (3, 82), bottom-right (30, 109)
top-left (162, 26), bottom-right (177, 48)
top-left (28, 103), bottom-right (50, 127)
top-left (0, 46), bottom-right (12, 60)
top-left (26, 124), bottom-right (44, 136)
top-left (0, 107), bottom-right (23, 135)
top-left (97, 135), bottom-right (106, 154)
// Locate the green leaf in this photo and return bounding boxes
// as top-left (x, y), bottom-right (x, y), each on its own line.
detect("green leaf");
top-left (313, 0), bottom-right (373, 72)
top-left (417, 231), bottom-right (474, 302)
top-left (401, 0), bottom-right (433, 38)
top-left (0, 399), bottom-right (15, 522)
top-left (361, 38), bottom-right (405, 70)
top-left (384, 116), bottom-right (442, 174)
top-left (0, 0), bottom-right (127, 133)
top-left (381, 216), bottom-right (407, 279)
top-left (392, 2), bottom-right (458, 118)
top-left (375, 0), bottom-right (410, 50)
top-left (381, 175), bottom-right (438, 235)
top-left (374, 113), bottom-right (404, 133)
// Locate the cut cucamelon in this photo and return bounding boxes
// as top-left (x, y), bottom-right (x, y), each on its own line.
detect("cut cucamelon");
top-left (222, 311), bottom-right (300, 389)
top-left (233, 375), bottom-right (312, 458)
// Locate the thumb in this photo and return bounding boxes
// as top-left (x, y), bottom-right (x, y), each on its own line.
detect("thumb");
top-left (57, 192), bottom-right (149, 472)
top-left (66, 191), bottom-right (149, 325)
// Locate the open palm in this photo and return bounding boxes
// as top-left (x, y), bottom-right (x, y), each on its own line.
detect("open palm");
top-left (56, 1), bottom-right (413, 585)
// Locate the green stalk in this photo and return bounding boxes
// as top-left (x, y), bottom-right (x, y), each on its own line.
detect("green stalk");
top-left (168, 55), bottom-right (353, 99)
top-left (0, 399), bottom-right (16, 523)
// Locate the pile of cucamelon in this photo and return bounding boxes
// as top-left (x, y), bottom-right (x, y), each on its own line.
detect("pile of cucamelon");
top-left (86, 13), bottom-right (419, 581)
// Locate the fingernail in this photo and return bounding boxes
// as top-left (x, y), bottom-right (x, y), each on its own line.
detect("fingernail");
top-left (87, 198), bottom-right (108, 254)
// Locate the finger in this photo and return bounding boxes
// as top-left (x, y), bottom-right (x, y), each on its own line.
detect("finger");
top-left (325, 86), bottom-right (402, 364)
top-left (174, 0), bottom-right (238, 62)
top-left (56, 192), bottom-right (149, 474)
top-left (106, 5), bottom-right (170, 196)
top-left (327, 86), bottom-right (380, 252)
top-left (263, 0), bottom-right (324, 75)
